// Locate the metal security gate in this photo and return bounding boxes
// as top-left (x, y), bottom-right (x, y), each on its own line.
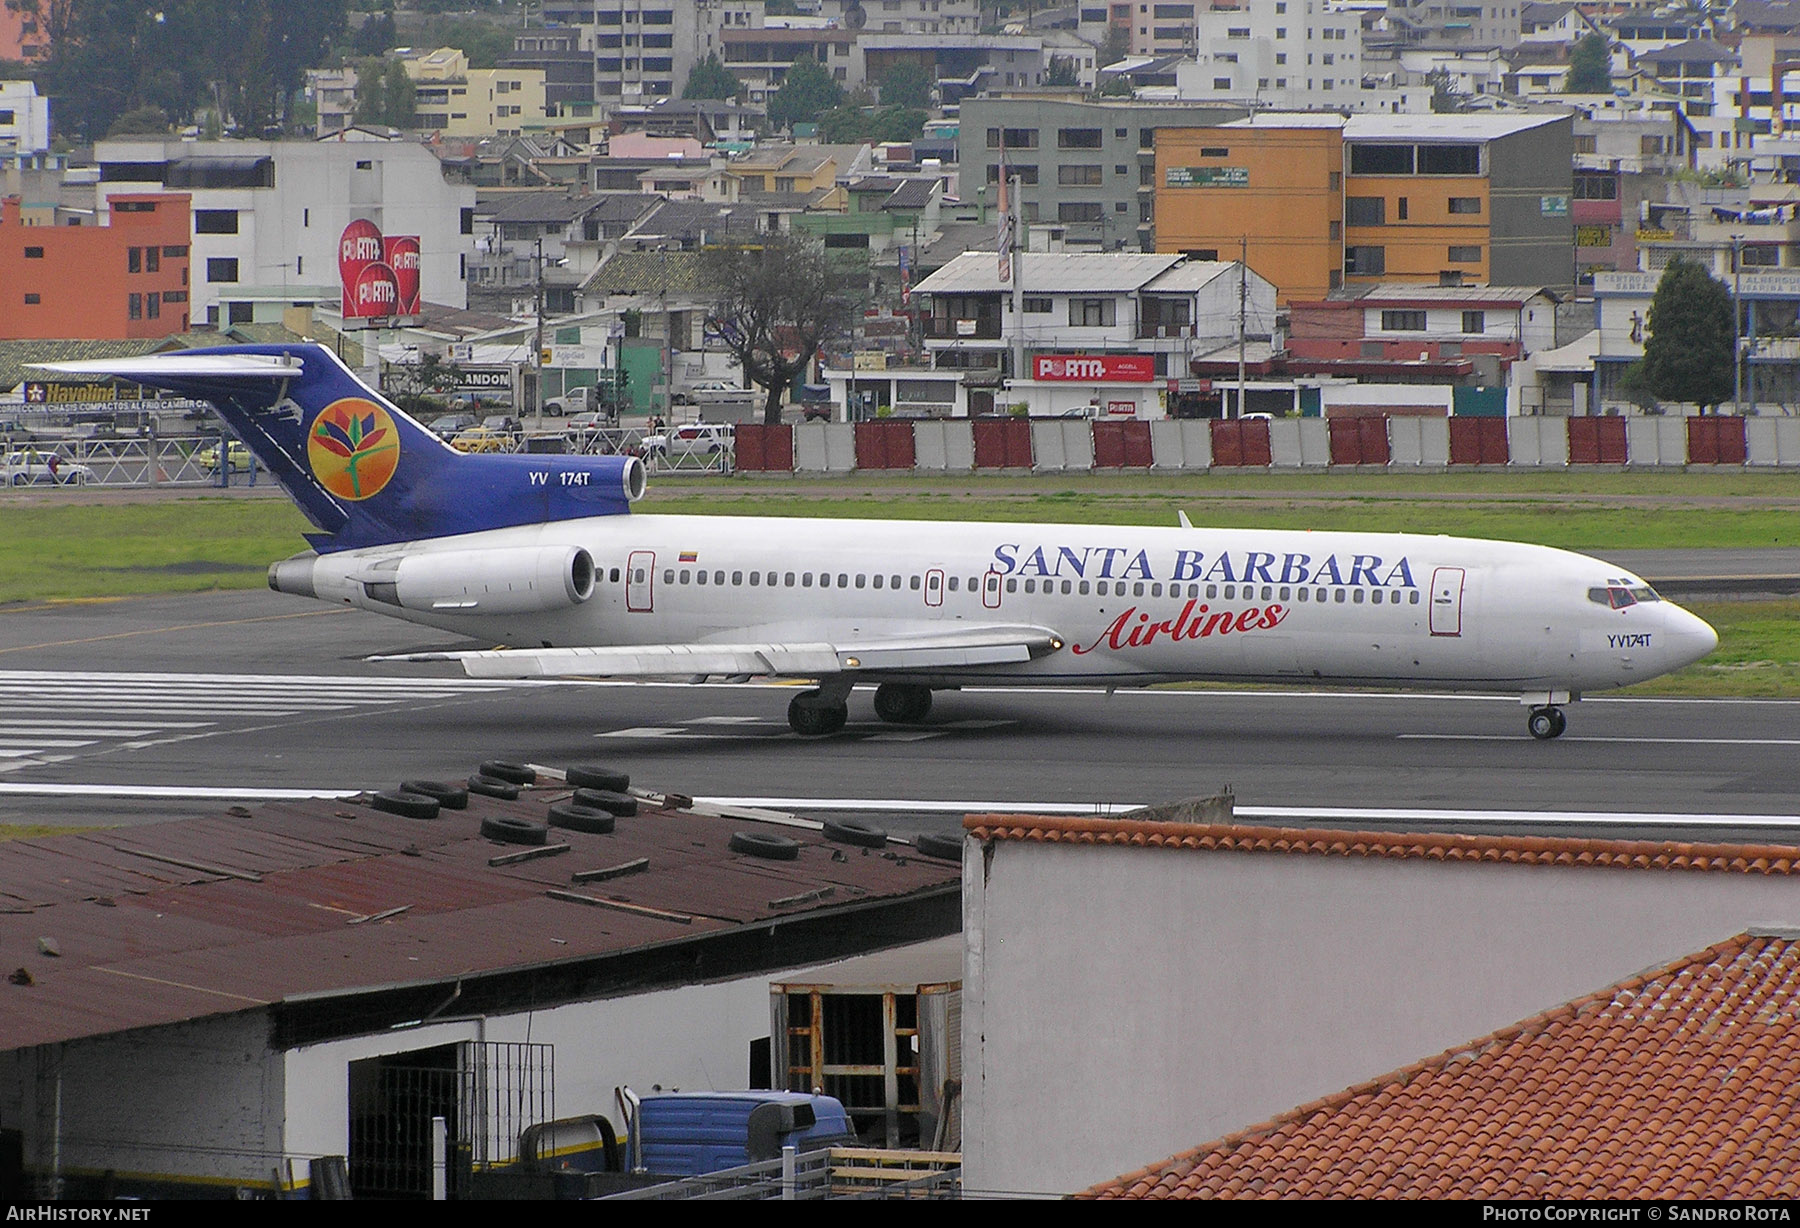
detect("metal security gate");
top-left (347, 1041), bottom-right (553, 1199)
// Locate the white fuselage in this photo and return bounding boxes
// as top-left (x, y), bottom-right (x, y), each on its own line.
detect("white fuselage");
top-left (291, 513), bottom-right (1720, 697)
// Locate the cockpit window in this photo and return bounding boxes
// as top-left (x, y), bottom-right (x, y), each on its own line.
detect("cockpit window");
top-left (1588, 581), bottom-right (1659, 609)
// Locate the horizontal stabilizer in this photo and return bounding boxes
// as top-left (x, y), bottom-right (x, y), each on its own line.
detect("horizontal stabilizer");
top-left (35, 354), bottom-right (304, 380)
top-left (375, 624), bottom-right (1064, 680)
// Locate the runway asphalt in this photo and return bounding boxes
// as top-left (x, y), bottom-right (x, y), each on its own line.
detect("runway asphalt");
top-left (1, 587), bottom-right (1797, 843)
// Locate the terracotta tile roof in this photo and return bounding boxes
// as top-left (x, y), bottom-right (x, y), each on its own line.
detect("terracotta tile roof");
top-left (964, 814), bottom-right (1800, 876)
top-left (1082, 932), bottom-right (1800, 1199)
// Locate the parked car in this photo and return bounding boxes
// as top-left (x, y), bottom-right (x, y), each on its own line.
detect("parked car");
top-left (426, 412), bottom-right (478, 440)
top-left (194, 440), bottom-right (253, 471)
top-left (4, 449), bottom-right (91, 486)
top-left (641, 423), bottom-right (733, 457)
top-left (451, 425), bottom-right (513, 454)
top-left (673, 380), bottom-right (756, 407)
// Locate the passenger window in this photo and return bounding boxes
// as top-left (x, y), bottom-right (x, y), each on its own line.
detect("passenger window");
top-left (715, 571), bottom-right (725, 585)
top-left (1354, 589), bottom-right (1364, 604)
top-left (1411, 590), bottom-right (1421, 604)
top-left (634, 569), bottom-right (645, 583)
top-left (1262, 587), bottom-right (1272, 601)
top-left (1280, 587), bottom-right (1290, 600)
top-left (802, 573), bottom-right (813, 587)
top-left (911, 575), bottom-right (922, 590)
top-left (1335, 590), bottom-right (1346, 603)
top-left (680, 569), bottom-right (691, 584)
top-left (948, 576), bottom-right (960, 591)
top-left (1062, 580), bottom-right (1072, 594)
top-left (891, 575), bottom-right (901, 589)
top-left (873, 574), bottom-right (883, 589)
top-left (1007, 578), bottom-right (1018, 593)
top-left (856, 574), bottom-right (866, 589)
top-left (1023, 579), bottom-right (1035, 593)
top-left (1079, 581), bottom-right (1090, 595)
top-left (732, 571), bottom-right (742, 585)
top-left (696, 571), bottom-right (708, 585)
top-left (663, 570), bottom-right (674, 584)
top-left (1224, 585), bottom-right (1235, 599)
top-left (1317, 589), bottom-right (1327, 603)
top-left (1207, 585), bottom-right (1217, 599)
top-left (609, 567), bottom-right (621, 582)
top-left (1372, 590), bottom-right (1382, 604)
top-left (1134, 582), bottom-right (1145, 597)
top-left (839, 573), bottom-right (849, 587)
top-left (1298, 588), bottom-right (1309, 602)
top-left (784, 572), bottom-right (795, 586)
top-left (1151, 583), bottom-right (1162, 597)
top-left (749, 572), bottom-right (760, 586)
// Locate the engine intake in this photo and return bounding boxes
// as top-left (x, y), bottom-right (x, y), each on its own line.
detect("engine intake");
top-left (361, 546), bottom-right (597, 615)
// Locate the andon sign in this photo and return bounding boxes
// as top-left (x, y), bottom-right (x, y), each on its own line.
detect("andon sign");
top-left (1032, 354), bottom-right (1156, 383)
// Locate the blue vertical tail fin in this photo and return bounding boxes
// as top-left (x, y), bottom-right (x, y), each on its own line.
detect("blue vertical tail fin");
top-left (34, 344), bottom-right (645, 551)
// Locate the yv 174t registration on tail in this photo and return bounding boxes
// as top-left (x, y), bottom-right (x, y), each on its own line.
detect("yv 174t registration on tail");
top-left (37, 345), bottom-right (1718, 740)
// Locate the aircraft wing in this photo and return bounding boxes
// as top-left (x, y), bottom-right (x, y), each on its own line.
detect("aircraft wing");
top-left (374, 624), bottom-right (1065, 680)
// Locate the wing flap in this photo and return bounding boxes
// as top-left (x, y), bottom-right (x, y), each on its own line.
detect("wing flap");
top-left (375, 624), bottom-right (1063, 681)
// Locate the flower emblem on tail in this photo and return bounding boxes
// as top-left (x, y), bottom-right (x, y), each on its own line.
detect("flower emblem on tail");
top-left (306, 397), bottom-right (400, 500)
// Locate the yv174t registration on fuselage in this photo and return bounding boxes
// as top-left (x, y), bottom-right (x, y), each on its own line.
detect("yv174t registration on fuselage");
top-left (36, 345), bottom-right (1718, 740)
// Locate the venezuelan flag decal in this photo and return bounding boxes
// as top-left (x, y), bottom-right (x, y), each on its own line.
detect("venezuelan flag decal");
top-left (307, 397), bottom-right (400, 501)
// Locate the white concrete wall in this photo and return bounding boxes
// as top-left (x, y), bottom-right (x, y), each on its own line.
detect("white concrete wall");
top-left (964, 839), bottom-right (1800, 1197)
top-left (0, 1012), bottom-right (282, 1190)
top-left (1030, 420), bottom-right (1094, 472)
top-left (1389, 416), bottom-right (1450, 466)
top-left (1746, 416), bottom-right (1800, 467)
top-left (1508, 416), bottom-right (1568, 467)
top-left (914, 420), bottom-right (974, 471)
top-left (1626, 416), bottom-right (1686, 466)
top-left (794, 422), bottom-right (856, 472)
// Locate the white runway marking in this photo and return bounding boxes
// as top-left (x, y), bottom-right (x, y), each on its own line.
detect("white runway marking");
top-left (1400, 735), bottom-right (1800, 746)
top-left (0, 669), bottom-right (534, 772)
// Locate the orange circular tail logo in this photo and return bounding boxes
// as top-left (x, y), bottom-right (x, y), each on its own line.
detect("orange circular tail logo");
top-left (307, 398), bottom-right (399, 501)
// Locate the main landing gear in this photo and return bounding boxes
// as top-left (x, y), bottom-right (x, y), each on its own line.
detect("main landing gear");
top-left (1527, 705), bottom-right (1568, 741)
top-left (785, 682), bottom-right (935, 735)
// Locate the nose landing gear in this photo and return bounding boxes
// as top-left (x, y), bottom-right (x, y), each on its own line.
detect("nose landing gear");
top-left (1527, 706), bottom-right (1567, 740)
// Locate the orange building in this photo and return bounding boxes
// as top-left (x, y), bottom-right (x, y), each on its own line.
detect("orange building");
top-left (0, 194), bottom-right (192, 340)
top-left (0, 4), bottom-right (48, 62)
top-left (1155, 113), bottom-right (1574, 305)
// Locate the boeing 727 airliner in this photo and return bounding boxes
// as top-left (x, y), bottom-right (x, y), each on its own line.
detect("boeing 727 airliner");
top-left (39, 344), bottom-right (1718, 740)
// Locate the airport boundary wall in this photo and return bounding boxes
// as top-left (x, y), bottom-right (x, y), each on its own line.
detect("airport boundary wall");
top-left (737, 416), bottom-right (1800, 475)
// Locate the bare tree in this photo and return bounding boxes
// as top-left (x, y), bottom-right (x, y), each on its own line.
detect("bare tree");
top-left (703, 233), bottom-right (849, 425)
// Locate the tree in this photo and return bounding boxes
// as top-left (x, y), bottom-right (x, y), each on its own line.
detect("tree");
top-left (703, 233), bottom-right (851, 425)
top-left (106, 105), bottom-right (171, 136)
top-left (818, 102), bottom-right (926, 144)
top-left (1043, 56), bottom-right (1079, 87)
top-left (351, 10), bottom-right (396, 57)
top-left (353, 56), bottom-right (414, 129)
top-left (1100, 23), bottom-right (1129, 68)
top-left (1639, 258), bottom-right (1735, 412)
top-left (1427, 67), bottom-right (1469, 113)
top-left (878, 60), bottom-right (932, 110)
top-left (682, 54), bottom-right (741, 101)
top-left (768, 54), bottom-right (843, 132)
top-left (1564, 33), bottom-right (1612, 94)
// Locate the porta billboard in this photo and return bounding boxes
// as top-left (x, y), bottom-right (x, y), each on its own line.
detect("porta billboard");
top-left (1031, 354), bottom-right (1156, 382)
top-left (340, 221), bottom-right (423, 328)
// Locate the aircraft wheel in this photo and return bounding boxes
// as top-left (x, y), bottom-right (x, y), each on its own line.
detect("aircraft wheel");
top-left (788, 690), bottom-right (848, 736)
top-left (873, 683), bottom-right (933, 725)
top-left (1527, 707), bottom-right (1564, 741)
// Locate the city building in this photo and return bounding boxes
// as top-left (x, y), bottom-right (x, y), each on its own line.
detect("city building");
top-left (404, 47), bottom-right (549, 140)
top-left (911, 250), bottom-right (1276, 413)
top-left (0, 3), bottom-right (47, 62)
top-left (0, 193), bottom-right (192, 340)
top-left (541, 0), bottom-right (764, 107)
top-left (93, 134), bottom-right (476, 326)
top-left (957, 94), bottom-right (1245, 252)
top-left (1155, 112), bottom-right (1576, 303)
top-left (502, 26), bottom-right (601, 118)
top-left (0, 81), bottom-right (51, 165)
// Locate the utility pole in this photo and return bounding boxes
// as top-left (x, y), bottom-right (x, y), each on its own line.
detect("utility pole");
top-left (1009, 173), bottom-right (1025, 388)
top-left (533, 237), bottom-right (546, 423)
top-left (1236, 236), bottom-right (1248, 420)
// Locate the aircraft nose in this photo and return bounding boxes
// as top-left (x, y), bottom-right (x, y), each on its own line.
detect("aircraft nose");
top-left (1666, 604), bottom-right (1719, 668)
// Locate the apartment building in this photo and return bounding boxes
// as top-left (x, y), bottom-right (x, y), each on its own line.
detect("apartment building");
top-left (405, 47), bottom-right (549, 139)
top-left (1155, 111), bottom-right (1575, 302)
top-left (0, 193), bottom-right (192, 340)
top-left (958, 95), bottom-right (1244, 252)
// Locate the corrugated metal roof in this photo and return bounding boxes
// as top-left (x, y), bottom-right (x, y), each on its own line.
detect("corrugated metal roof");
top-left (0, 792), bottom-right (957, 1050)
top-left (1142, 261), bottom-right (1234, 293)
top-left (914, 251), bottom-right (1186, 296)
top-left (1356, 284), bottom-right (1556, 307)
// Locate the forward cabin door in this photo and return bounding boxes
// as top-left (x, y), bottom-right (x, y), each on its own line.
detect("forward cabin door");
top-left (1429, 566), bottom-right (1465, 637)
top-left (627, 550), bottom-right (655, 613)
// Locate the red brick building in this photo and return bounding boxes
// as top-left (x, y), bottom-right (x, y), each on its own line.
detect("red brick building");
top-left (0, 193), bottom-right (192, 340)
